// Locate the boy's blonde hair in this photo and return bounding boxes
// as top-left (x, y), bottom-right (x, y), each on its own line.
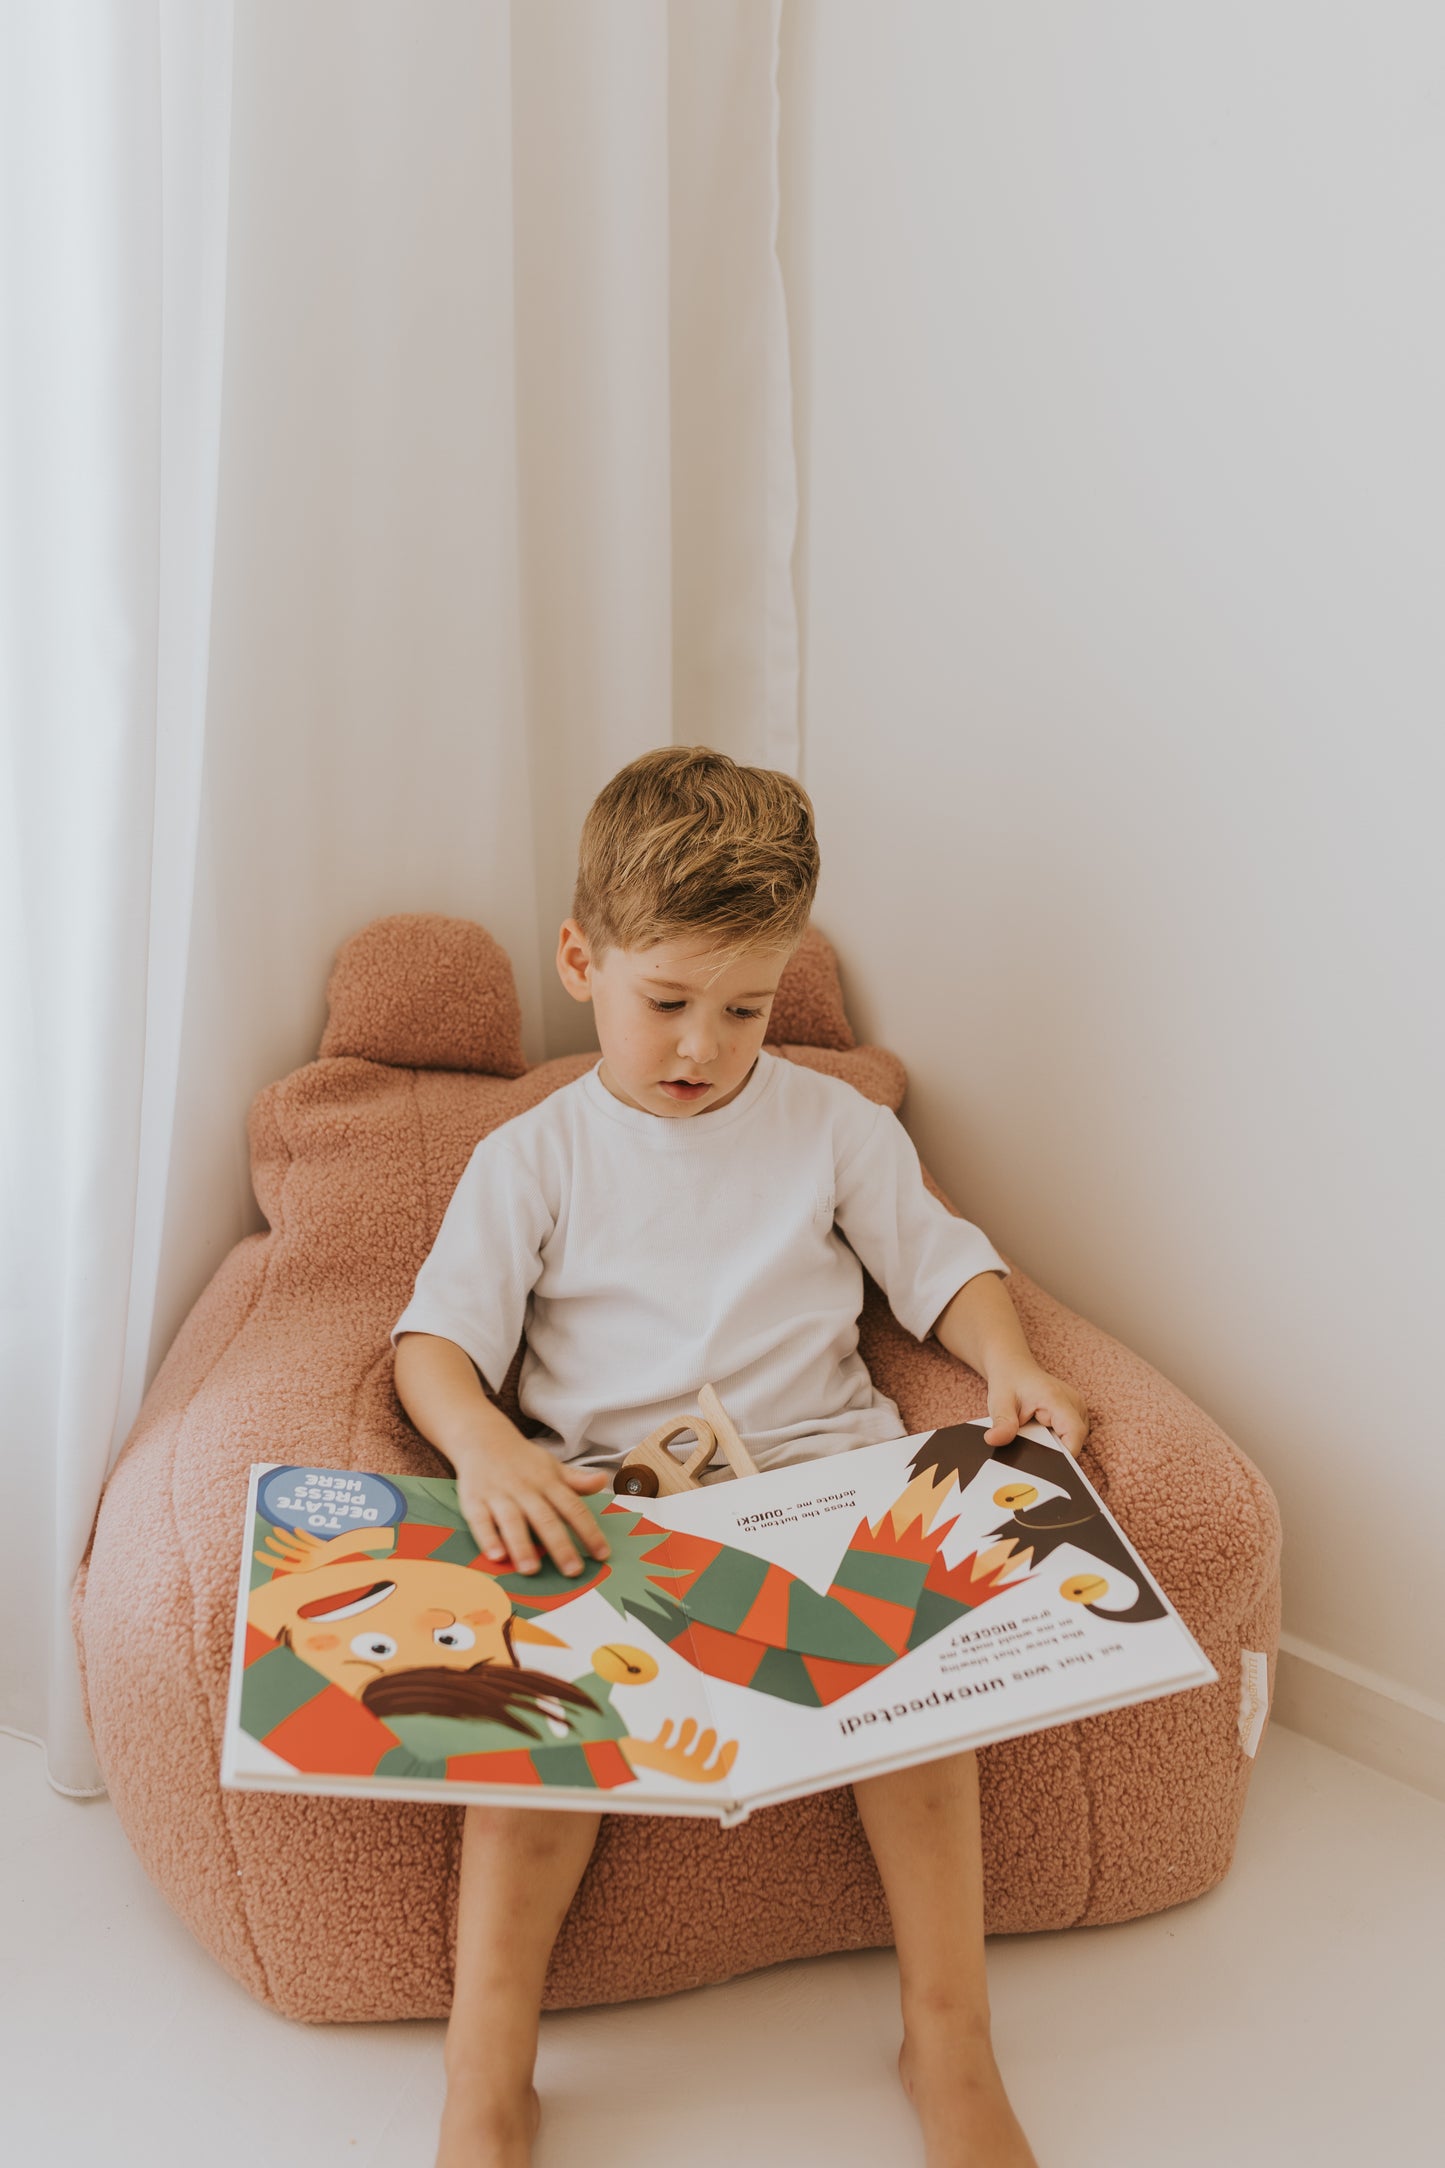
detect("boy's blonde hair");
top-left (573, 745), bottom-right (819, 978)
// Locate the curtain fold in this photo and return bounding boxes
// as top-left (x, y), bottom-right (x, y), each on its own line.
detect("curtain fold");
top-left (0, 0), bottom-right (799, 1800)
top-left (0, 0), bottom-right (235, 1797)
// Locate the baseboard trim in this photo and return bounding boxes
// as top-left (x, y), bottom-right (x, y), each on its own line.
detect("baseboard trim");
top-left (1272, 1632), bottom-right (1445, 1804)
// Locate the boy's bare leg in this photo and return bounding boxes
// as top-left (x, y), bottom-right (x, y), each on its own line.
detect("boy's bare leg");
top-left (852, 1751), bottom-right (1039, 2168)
top-left (436, 1803), bottom-right (602, 2168)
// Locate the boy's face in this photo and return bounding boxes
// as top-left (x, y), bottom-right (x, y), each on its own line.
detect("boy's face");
top-left (557, 920), bottom-right (792, 1119)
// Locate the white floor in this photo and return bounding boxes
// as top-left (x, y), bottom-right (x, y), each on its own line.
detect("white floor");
top-left (4, 1722), bottom-right (1442, 2168)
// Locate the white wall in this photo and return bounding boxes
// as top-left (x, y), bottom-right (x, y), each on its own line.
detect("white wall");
top-left (782, 2), bottom-right (1445, 1708)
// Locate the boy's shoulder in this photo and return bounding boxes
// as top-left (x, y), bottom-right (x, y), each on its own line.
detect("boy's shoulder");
top-left (763, 1050), bottom-right (887, 1137)
top-left (462, 1066), bottom-right (592, 1166)
top-left (765, 1047), bottom-right (857, 1099)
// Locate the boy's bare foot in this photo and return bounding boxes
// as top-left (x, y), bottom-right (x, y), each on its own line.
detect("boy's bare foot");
top-left (898, 2015), bottom-right (1039, 2168)
top-left (434, 2069), bottom-right (542, 2168)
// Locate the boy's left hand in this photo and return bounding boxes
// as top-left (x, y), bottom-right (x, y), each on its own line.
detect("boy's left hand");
top-left (984, 1365), bottom-right (1090, 1458)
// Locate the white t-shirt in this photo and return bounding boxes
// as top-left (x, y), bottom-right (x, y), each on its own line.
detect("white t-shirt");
top-left (391, 1049), bottom-right (1008, 1475)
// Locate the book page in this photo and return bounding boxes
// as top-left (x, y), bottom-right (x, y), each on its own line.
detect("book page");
top-left (628, 1421), bottom-right (1218, 1820)
top-left (221, 1463), bottom-right (741, 1818)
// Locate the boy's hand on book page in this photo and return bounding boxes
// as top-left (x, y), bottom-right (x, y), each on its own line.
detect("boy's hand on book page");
top-left (456, 1434), bottom-right (611, 1578)
top-left (984, 1363), bottom-right (1090, 1458)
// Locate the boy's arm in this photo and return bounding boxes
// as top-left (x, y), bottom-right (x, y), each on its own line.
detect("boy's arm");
top-left (392, 1332), bottom-right (610, 1577)
top-left (826, 1099), bottom-right (1090, 1458)
top-left (928, 1272), bottom-right (1090, 1458)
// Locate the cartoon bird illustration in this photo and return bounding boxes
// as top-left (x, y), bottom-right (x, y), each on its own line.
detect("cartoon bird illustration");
top-left (903, 1425), bottom-right (1167, 1625)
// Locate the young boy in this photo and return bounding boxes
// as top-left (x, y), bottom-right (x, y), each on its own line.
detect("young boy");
top-left (392, 746), bottom-right (1090, 2168)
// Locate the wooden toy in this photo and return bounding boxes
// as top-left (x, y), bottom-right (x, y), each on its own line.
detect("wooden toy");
top-left (611, 1380), bottom-right (761, 1497)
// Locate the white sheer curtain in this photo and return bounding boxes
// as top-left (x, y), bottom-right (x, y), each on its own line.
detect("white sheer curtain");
top-left (0, 0), bottom-right (235, 1797)
top-left (0, 0), bottom-right (800, 1797)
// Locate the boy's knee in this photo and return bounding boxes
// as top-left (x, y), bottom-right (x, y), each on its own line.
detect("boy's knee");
top-left (463, 1801), bottom-right (601, 1855)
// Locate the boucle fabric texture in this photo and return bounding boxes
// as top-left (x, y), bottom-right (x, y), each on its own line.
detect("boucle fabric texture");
top-left (70, 914), bottom-right (1281, 2025)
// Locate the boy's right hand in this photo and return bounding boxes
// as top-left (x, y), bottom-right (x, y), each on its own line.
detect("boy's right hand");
top-left (456, 1434), bottom-right (611, 1579)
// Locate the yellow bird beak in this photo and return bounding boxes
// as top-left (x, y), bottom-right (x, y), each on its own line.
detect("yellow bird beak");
top-left (510, 1618), bottom-right (571, 1649)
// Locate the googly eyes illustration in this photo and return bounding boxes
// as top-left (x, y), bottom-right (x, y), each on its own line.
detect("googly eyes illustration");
top-left (433, 1622), bottom-right (476, 1650)
top-left (349, 1630), bottom-right (398, 1660)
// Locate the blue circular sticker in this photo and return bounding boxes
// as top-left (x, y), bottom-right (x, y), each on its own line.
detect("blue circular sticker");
top-left (258, 1466), bottom-right (408, 1536)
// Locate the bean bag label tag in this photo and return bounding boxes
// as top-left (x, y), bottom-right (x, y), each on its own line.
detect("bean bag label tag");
top-left (1238, 1648), bottom-right (1270, 1757)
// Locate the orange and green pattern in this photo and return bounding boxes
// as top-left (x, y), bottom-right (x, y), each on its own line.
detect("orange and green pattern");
top-left (573, 1493), bottom-right (1021, 1708)
top-left (238, 1620), bottom-right (639, 1788)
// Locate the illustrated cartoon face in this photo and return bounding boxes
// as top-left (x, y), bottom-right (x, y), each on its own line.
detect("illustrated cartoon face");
top-left (249, 1548), bottom-right (520, 1700)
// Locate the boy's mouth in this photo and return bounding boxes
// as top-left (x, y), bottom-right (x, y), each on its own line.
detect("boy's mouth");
top-left (659, 1078), bottom-right (711, 1102)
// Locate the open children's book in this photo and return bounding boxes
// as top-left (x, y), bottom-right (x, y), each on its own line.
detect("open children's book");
top-left (221, 1421), bottom-right (1217, 1827)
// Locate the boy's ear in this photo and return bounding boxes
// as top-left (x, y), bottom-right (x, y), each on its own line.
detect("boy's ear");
top-left (555, 919), bottom-right (595, 1003)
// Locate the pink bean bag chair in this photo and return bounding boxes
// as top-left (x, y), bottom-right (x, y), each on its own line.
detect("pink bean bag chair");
top-left (70, 915), bottom-right (1281, 2023)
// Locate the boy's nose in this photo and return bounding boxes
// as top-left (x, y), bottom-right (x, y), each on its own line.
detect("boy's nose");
top-left (677, 1020), bottom-right (718, 1065)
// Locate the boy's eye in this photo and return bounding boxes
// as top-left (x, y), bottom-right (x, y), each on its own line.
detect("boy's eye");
top-left (646, 998), bottom-right (762, 1020)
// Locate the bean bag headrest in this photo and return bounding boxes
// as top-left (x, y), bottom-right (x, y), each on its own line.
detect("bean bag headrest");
top-left (318, 914), bottom-right (856, 1072)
